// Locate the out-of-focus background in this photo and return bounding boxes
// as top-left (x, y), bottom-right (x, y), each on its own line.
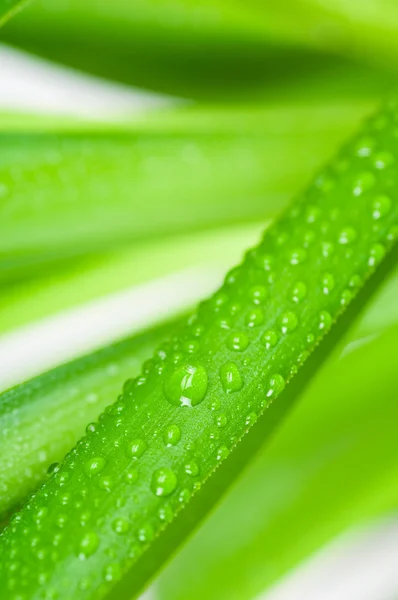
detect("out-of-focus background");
top-left (1, 1), bottom-right (398, 598)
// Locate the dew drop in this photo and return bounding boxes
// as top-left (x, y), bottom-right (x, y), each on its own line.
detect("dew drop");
top-left (216, 446), bottom-right (229, 461)
top-left (151, 468), bottom-right (177, 497)
top-left (84, 457), bottom-right (105, 477)
top-left (227, 331), bottom-right (249, 352)
top-left (98, 475), bottom-right (113, 491)
top-left (112, 518), bottom-right (130, 535)
top-left (371, 195), bottom-right (392, 219)
top-left (262, 329), bottom-right (278, 349)
top-left (257, 253), bottom-right (273, 271)
top-left (322, 272), bottom-right (335, 294)
top-left (339, 227), bottom-right (357, 245)
top-left (126, 439), bottom-right (147, 460)
top-left (163, 424), bottom-right (181, 447)
top-left (353, 172), bottom-right (376, 196)
top-left (78, 531), bottom-right (99, 559)
top-left (319, 310), bottom-right (332, 331)
top-left (306, 205), bottom-right (321, 223)
top-left (354, 136), bottom-right (375, 157)
top-left (340, 289), bottom-right (353, 305)
top-left (184, 461), bottom-right (200, 476)
top-left (179, 489), bottom-right (191, 504)
top-left (290, 248), bottom-right (307, 265)
top-left (249, 285), bottom-right (267, 304)
top-left (266, 374), bottom-right (285, 398)
top-left (291, 282), bottom-right (307, 303)
top-left (245, 308), bottom-right (264, 328)
top-left (321, 241), bottom-right (335, 258)
top-left (373, 151), bottom-right (394, 169)
top-left (280, 311), bottom-right (298, 334)
top-left (215, 413), bottom-right (228, 428)
top-left (47, 462), bottom-right (60, 476)
top-left (103, 562), bottom-right (121, 583)
top-left (159, 505), bottom-right (173, 522)
top-left (245, 412), bottom-right (257, 426)
top-left (164, 364), bottom-right (208, 407)
top-left (220, 362), bottom-right (243, 393)
top-left (368, 243), bottom-right (385, 266)
top-left (349, 274), bottom-right (361, 288)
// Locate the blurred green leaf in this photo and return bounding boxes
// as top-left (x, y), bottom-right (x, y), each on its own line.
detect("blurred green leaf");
top-left (1, 0), bottom-right (397, 98)
top-left (0, 100), bottom-right (375, 283)
top-left (0, 0), bottom-right (26, 26)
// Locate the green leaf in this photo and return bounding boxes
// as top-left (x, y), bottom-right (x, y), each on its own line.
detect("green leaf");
top-left (0, 0), bottom-right (26, 26)
top-left (0, 100), bottom-right (373, 283)
top-left (0, 101), bottom-right (397, 600)
top-left (0, 222), bottom-right (264, 389)
top-left (0, 319), bottom-right (185, 521)
top-left (155, 322), bottom-right (398, 600)
top-left (1, 0), bottom-right (396, 98)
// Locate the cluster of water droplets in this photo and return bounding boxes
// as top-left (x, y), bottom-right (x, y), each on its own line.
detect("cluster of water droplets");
top-left (1, 103), bottom-right (397, 599)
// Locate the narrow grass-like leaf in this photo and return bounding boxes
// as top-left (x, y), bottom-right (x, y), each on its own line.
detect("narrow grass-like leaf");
top-left (0, 103), bottom-right (397, 600)
top-left (0, 319), bottom-right (184, 521)
top-left (0, 101), bottom-right (373, 282)
top-left (0, 223), bottom-right (263, 341)
top-left (0, 0), bottom-right (26, 26)
top-left (155, 323), bottom-right (398, 600)
top-left (1, 266), bottom-right (396, 526)
top-left (1, 0), bottom-right (397, 99)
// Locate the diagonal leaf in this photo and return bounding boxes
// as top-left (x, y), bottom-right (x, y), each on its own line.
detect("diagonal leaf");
top-left (0, 319), bottom-right (185, 521)
top-left (155, 323), bottom-right (398, 600)
top-left (0, 100), bottom-right (397, 600)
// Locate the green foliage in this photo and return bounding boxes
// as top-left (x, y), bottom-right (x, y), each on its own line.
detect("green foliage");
top-left (2, 0), bottom-right (398, 97)
top-left (0, 101), bottom-right (397, 599)
top-left (0, 319), bottom-right (184, 520)
top-left (0, 101), bottom-right (372, 283)
top-left (157, 322), bottom-right (398, 599)
top-left (0, 0), bottom-right (26, 25)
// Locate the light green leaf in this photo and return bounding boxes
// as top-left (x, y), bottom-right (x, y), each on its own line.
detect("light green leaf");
top-left (0, 100), bottom-right (373, 283)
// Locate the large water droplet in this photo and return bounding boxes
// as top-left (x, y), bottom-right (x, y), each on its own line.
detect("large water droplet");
top-left (319, 310), bottom-right (332, 331)
top-left (78, 531), bottom-right (99, 559)
top-left (84, 457), bottom-right (105, 477)
top-left (164, 364), bottom-right (208, 407)
top-left (291, 282), bottom-right (307, 303)
top-left (290, 248), bottom-right (307, 265)
top-left (125, 439), bottom-right (147, 459)
top-left (184, 461), bottom-right (200, 477)
top-left (227, 331), bottom-right (249, 352)
top-left (249, 285), bottom-right (267, 304)
top-left (112, 518), bottom-right (130, 535)
top-left (103, 562), bottom-right (121, 582)
top-left (220, 362), bottom-right (243, 393)
top-left (280, 312), bottom-right (298, 334)
top-left (371, 195), bottom-right (391, 219)
top-left (368, 243), bottom-right (385, 266)
top-left (266, 374), bottom-right (285, 398)
top-left (353, 172), bottom-right (375, 196)
top-left (151, 468), bottom-right (177, 497)
top-left (262, 329), bottom-right (278, 349)
top-left (338, 227), bottom-right (357, 245)
top-left (321, 272), bottom-right (335, 294)
top-left (163, 424), bottom-right (181, 446)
